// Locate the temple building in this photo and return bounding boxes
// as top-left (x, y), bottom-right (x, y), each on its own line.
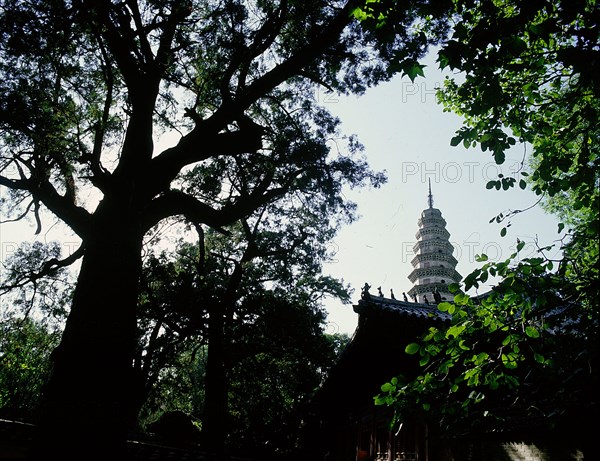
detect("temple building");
top-left (308, 184), bottom-right (586, 461)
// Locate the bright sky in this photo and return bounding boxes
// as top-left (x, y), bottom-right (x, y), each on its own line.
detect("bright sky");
top-left (321, 52), bottom-right (563, 335)
top-left (0, 51), bottom-right (563, 334)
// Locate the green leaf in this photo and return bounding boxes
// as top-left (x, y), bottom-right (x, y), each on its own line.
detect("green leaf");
top-left (501, 353), bottom-right (518, 369)
top-left (380, 381), bottom-right (395, 393)
top-left (437, 302), bottom-right (452, 312)
top-left (525, 326), bottom-right (540, 338)
top-left (446, 324), bottom-right (466, 339)
top-left (454, 293), bottom-right (470, 305)
top-left (405, 343), bottom-right (420, 355)
top-left (374, 395), bottom-right (388, 406)
top-left (474, 352), bottom-right (489, 365)
top-left (401, 59), bottom-right (426, 82)
top-left (500, 227), bottom-right (507, 237)
top-left (351, 7), bottom-right (368, 21)
top-left (448, 283), bottom-right (461, 293)
top-left (503, 36), bottom-right (528, 55)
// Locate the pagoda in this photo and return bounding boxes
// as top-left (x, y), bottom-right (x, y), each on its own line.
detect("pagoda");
top-left (407, 180), bottom-right (462, 304)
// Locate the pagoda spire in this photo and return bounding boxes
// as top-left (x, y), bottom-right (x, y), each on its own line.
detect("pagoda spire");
top-left (428, 178), bottom-right (433, 209)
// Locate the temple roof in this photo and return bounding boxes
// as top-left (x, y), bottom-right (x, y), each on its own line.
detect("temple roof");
top-left (311, 291), bottom-right (452, 417)
top-left (354, 294), bottom-right (451, 323)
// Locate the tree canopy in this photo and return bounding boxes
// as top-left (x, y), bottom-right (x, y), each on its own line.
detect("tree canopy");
top-left (133, 203), bottom-right (352, 453)
top-left (0, 315), bottom-right (61, 421)
top-left (135, 235), bottom-right (348, 457)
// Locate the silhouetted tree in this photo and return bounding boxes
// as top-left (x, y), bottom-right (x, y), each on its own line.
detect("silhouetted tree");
top-left (1, 1), bottom-right (450, 458)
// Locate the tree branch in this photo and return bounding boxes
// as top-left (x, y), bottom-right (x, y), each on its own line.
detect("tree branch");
top-left (142, 183), bottom-right (286, 235)
top-left (0, 244), bottom-right (84, 294)
top-left (145, 125), bottom-right (264, 197)
top-left (80, 0), bottom-right (141, 89)
top-left (144, 1), bottom-right (355, 196)
top-left (232, 1), bottom-right (355, 114)
top-left (0, 172), bottom-right (92, 237)
top-left (33, 180), bottom-right (92, 238)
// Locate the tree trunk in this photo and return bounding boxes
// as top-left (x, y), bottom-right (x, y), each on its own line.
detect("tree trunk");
top-left (27, 203), bottom-right (143, 461)
top-left (201, 305), bottom-right (228, 458)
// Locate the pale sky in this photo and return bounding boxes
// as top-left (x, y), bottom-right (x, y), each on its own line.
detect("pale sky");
top-left (0, 51), bottom-right (563, 334)
top-left (321, 52), bottom-right (563, 335)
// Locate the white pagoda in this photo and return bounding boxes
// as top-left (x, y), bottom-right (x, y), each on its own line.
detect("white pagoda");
top-left (407, 181), bottom-right (462, 304)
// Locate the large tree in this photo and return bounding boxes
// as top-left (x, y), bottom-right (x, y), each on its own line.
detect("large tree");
top-left (0, 0), bottom-right (450, 458)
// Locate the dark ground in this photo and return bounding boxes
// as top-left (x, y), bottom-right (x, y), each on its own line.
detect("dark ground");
top-left (0, 419), bottom-right (253, 461)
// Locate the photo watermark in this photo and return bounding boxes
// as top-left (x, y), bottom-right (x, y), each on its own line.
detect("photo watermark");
top-left (1, 241), bottom-right (81, 262)
top-left (400, 160), bottom-right (525, 184)
top-left (400, 234), bottom-right (541, 265)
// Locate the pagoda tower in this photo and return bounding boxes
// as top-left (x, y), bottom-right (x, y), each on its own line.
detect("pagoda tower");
top-left (407, 181), bottom-right (462, 304)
